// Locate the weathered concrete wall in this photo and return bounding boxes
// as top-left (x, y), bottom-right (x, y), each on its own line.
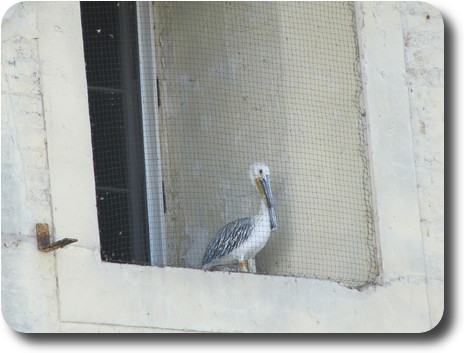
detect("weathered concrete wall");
top-left (398, 1), bottom-right (444, 327)
top-left (1, 1), bottom-right (443, 333)
top-left (1, 2), bottom-right (60, 332)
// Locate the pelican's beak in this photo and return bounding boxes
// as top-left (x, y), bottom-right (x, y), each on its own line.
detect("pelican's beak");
top-left (259, 176), bottom-right (277, 231)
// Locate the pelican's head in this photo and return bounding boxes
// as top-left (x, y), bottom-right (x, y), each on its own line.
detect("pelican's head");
top-left (249, 163), bottom-right (277, 231)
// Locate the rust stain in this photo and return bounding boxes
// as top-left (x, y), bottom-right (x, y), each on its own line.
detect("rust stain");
top-left (36, 223), bottom-right (77, 252)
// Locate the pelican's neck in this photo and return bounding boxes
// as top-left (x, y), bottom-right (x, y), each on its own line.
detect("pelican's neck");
top-left (259, 198), bottom-right (269, 216)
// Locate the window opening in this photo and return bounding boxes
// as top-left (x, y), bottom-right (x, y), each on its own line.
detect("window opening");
top-left (81, 1), bottom-right (150, 265)
top-left (80, 1), bottom-right (379, 288)
top-left (152, 1), bottom-right (379, 288)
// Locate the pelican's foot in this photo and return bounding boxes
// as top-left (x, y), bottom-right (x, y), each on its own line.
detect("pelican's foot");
top-left (239, 260), bottom-right (248, 272)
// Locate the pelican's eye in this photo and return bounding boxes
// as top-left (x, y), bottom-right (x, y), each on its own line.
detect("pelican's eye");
top-left (259, 169), bottom-right (263, 175)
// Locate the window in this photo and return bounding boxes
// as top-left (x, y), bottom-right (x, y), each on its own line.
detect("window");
top-left (81, 1), bottom-right (162, 265)
top-left (80, 1), bottom-right (378, 288)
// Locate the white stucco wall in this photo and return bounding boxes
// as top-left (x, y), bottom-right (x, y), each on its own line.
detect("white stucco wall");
top-left (1, 2), bottom-right (443, 333)
top-left (397, 1), bottom-right (444, 327)
top-left (1, 2), bottom-right (60, 332)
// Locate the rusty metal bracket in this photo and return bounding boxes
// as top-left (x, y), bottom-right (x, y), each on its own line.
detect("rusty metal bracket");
top-left (36, 223), bottom-right (78, 252)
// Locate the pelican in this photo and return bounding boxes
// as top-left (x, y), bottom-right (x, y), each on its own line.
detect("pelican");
top-left (202, 162), bottom-right (277, 272)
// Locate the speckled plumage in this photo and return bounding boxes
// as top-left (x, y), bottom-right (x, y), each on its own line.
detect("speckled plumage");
top-left (202, 217), bottom-right (255, 268)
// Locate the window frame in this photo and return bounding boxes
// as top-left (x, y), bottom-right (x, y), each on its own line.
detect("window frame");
top-left (41, 2), bottom-right (430, 332)
top-left (81, 1), bottom-right (166, 266)
top-left (136, 2), bottom-right (167, 266)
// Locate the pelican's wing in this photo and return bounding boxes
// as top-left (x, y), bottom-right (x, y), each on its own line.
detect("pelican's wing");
top-left (202, 217), bottom-right (255, 266)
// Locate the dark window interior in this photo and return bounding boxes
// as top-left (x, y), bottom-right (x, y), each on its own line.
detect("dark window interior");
top-left (80, 1), bottom-right (150, 265)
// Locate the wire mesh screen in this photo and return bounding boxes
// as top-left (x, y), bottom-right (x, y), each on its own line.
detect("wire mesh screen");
top-left (83, 1), bottom-right (379, 288)
top-left (81, 1), bottom-right (151, 265)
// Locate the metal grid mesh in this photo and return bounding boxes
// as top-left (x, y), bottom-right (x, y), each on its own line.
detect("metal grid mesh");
top-left (81, 1), bottom-right (150, 265)
top-left (82, 1), bottom-right (379, 288)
